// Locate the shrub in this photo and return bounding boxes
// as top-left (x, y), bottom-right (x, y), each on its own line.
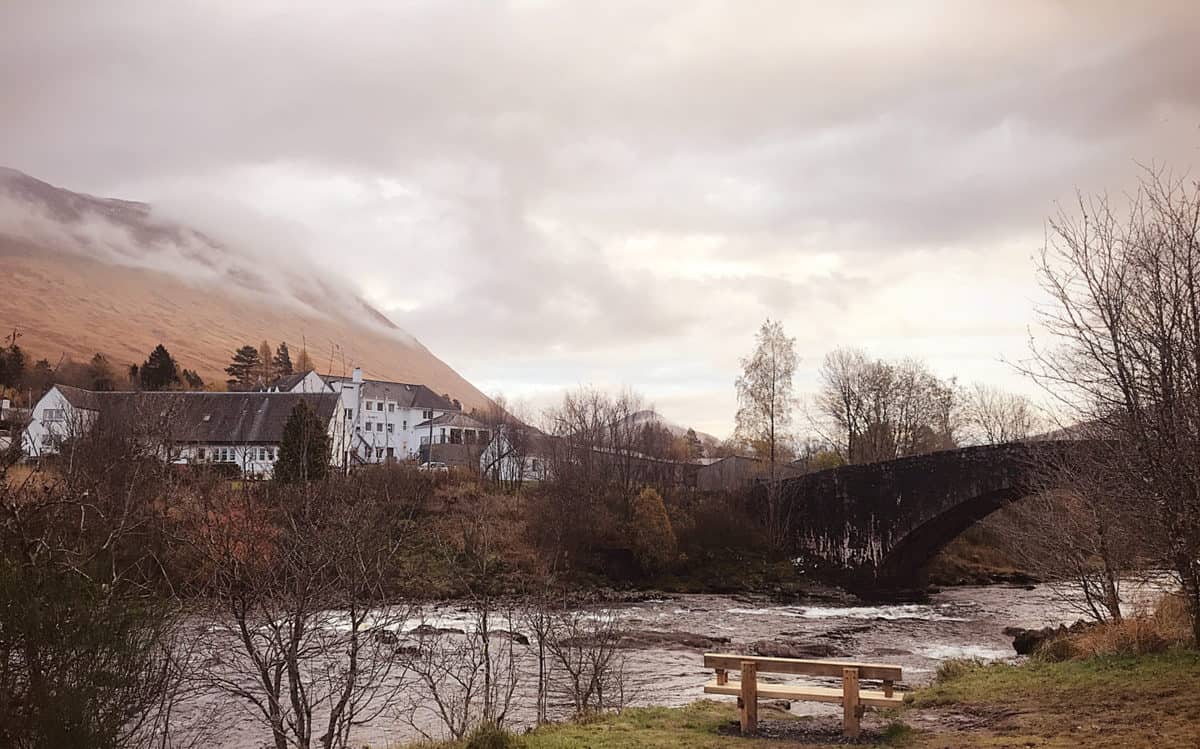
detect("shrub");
top-left (1154, 592), bottom-right (1195, 645)
top-left (628, 487), bottom-right (677, 574)
top-left (934, 658), bottom-right (985, 682)
top-left (464, 721), bottom-right (524, 749)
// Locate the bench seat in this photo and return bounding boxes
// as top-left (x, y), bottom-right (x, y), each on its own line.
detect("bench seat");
top-left (703, 679), bottom-right (903, 708)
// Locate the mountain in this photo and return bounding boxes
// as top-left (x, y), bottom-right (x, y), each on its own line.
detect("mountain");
top-left (621, 409), bottom-right (718, 444)
top-left (0, 167), bottom-right (489, 410)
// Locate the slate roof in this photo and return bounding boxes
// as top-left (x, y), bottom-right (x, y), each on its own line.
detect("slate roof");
top-left (324, 376), bottom-right (457, 411)
top-left (54, 386), bottom-right (339, 444)
top-left (262, 371), bottom-right (320, 392)
top-left (415, 412), bottom-right (488, 430)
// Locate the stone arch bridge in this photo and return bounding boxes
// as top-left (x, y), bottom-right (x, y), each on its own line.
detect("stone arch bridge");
top-left (770, 441), bottom-right (1084, 591)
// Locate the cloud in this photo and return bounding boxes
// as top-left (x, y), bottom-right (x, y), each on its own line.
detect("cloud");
top-left (2, 0), bottom-right (1199, 435)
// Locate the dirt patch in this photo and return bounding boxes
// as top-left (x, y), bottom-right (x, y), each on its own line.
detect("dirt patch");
top-left (715, 716), bottom-right (899, 745)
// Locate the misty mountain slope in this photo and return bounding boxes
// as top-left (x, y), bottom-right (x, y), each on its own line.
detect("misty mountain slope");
top-left (0, 168), bottom-right (489, 410)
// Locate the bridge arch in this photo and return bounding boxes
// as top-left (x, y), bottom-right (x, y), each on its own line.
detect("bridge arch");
top-left (774, 442), bottom-right (1078, 590)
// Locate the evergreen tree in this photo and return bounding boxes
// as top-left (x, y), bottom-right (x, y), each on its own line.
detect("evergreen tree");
top-left (88, 353), bottom-right (115, 391)
top-left (274, 401), bottom-right (330, 483)
top-left (258, 340), bottom-right (273, 384)
top-left (139, 345), bottom-right (179, 391)
top-left (225, 345), bottom-right (262, 391)
top-left (181, 369), bottom-right (205, 390)
top-left (0, 344), bottom-right (25, 389)
top-left (684, 428), bottom-right (704, 459)
top-left (272, 342), bottom-right (294, 377)
top-left (295, 346), bottom-right (314, 374)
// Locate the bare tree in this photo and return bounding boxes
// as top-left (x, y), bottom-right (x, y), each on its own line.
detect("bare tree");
top-left (734, 319), bottom-right (797, 546)
top-left (398, 495), bottom-right (521, 741)
top-left (961, 383), bottom-right (1043, 444)
top-left (1027, 167), bottom-right (1200, 641)
top-left (184, 479), bottom-right (412, 749)
top-left (815, 348), bottom-right (957, 463)
top-left (0, 424), bottom-right (197, 749)
top-left (1002, 443), bottom-right (1151, 622)
top-left (542, 607), bottom-right (630, 720)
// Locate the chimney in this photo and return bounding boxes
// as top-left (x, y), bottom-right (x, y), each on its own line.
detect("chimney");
top-left (352, 367), bottom-right (363, 383)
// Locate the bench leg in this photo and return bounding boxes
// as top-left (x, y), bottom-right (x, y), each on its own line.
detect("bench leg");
top-left (842, 667), bottom-right (860, 739)
top-left (716, 668), bottom-right (727, 686)
top-left (740, 661), bottom-right (758, 734)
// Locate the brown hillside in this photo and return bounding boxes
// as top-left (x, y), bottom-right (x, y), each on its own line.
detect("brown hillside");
top-left (0, 168), bottom-right (489, 410)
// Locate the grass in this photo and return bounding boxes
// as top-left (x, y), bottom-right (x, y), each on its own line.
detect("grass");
top-left (909, 652), bottom-right (1200, 748)
top-left (411, 701), bottom-right (907, 749)
top-left (408, 652), bottom-right (1200, 749)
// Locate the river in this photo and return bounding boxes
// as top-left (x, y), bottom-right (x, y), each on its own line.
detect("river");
top-left (179, 581), bottom-right (1166, 748)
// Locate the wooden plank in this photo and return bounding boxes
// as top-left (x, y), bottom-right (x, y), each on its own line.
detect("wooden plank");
top-left (740, 661), bottom-right (758, 734)
top-left (716, 668), bottom-right (727, 685)
top-left (843, 667), bottom-right (860, 739)
top-left (703, 681), bottom-right (903, 708)
top-left (704, 653), bottom-right (902, 681)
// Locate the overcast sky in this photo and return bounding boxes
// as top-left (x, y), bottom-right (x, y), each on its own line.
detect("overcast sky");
top-left (3, 1), bottom-right (1199, 436)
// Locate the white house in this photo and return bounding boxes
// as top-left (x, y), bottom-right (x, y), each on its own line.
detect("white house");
top-left (480, 426), bottom-right (550, 484)
top-left (281, 368), bottom-right (462, 465)
top-left (24, 385), bottom-right (346, 478)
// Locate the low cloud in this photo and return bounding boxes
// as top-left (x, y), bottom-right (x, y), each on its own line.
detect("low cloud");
top-left (2, 1), bottom-right (1199, 434)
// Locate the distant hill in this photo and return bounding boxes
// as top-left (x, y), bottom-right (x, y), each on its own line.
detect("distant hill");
top-left (0, 167), bottom-right (489, 410)
top-left (620, 408), bottom-right (719, 445)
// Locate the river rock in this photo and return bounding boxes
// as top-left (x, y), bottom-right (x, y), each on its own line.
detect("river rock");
top-left (752, 639), bottom-right (844, 659)
top-left (619, 630), bottom-right (732, 650)
top-left (1003, 620), bottom-right (1094, 655)
top-left (408, 623), bottom-right (466, 637)
top-left (493, 629), bottom-right (531, 646)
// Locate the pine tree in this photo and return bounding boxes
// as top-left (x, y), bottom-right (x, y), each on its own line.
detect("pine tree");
top-left (274, 401), bottom-right (330, 483)
top-left (225, 345), bottom-right (262, 391)
top-left (181, 369), bottom-right (205, 390)
top-left (140, 344), bottom-right (180, 391)
top-left (258, 340), bottom-right (273, 384)
top-left (295, 345), bottom-right (314, 374)
top-left (272, 342), bottom-right (294, 377)
top-left (0, 344), bottom-right (25, 388)
top-left (89, 353), bottom-right (115, 391)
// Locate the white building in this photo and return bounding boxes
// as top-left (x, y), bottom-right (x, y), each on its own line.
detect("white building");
top-left (270, 368), bottom-right (465, 465)
top-left (24, 384), bottom-right (346, 478)
top-left (480, 426), bottom-right (549, 484)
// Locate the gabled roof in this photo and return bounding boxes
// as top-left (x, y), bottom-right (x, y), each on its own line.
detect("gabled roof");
top-left (324, 376), bottom-right (458, 411)
top-left (415, 412), bottom-right (488, 430)
top-left (54, 388), bottom-right (340, 444)
top-left (262, 370), bottom-right (326, 393)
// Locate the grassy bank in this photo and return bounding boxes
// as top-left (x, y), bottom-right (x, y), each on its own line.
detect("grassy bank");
top-left (412, 652), bottom-right (1200, 748)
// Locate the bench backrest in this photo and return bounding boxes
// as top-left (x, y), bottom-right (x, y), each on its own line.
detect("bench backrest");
top-left (704, 653), bottom-right (902, 681)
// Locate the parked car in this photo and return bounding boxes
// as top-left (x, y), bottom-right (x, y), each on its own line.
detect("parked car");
top-left (419, 461), bottom-right (449, 473)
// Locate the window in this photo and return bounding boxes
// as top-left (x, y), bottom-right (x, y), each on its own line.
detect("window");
top-left (422, 409), bottom-right (434, 419)
top-left (387, 423), bottom-right (394, 433)
top-left (365, 401), bottom-right (373, 411)
top-left (44, 408), bottom-right (65, 422)
top-left (388, 403), bottom-right (395, 412)
top-left (198, 448), bottom-right (206, 460)
top-left (375, 447), bottom-right (384, 458)
top-left (344, 408), bottom-right (353, 420)
top-left (376, 422), bottom-right (384, 432)
top-left (403, 420), bottom-right (408, 430)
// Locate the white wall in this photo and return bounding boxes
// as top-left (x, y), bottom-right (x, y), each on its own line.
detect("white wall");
top-left (22, 386), bottom-right (93, 458)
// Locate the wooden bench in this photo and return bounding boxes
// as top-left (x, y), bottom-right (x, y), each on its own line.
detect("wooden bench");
top-left (702, 652), bottom-right (903, 738)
